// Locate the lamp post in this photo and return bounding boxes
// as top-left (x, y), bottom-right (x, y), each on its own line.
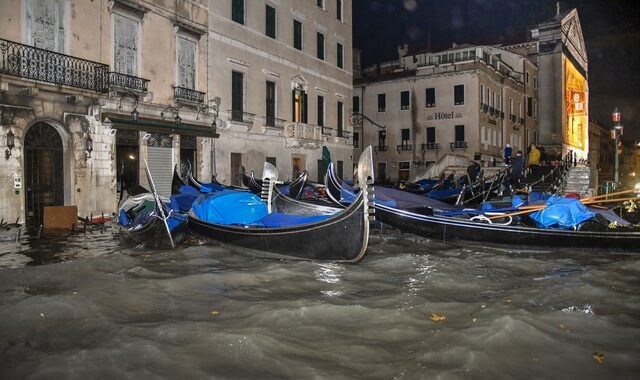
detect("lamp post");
top-left (611, 107), bottom-right (623, 186)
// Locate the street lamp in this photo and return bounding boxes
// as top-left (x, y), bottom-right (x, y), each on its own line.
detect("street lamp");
top-left (611, 107), bottom-right (623, 186)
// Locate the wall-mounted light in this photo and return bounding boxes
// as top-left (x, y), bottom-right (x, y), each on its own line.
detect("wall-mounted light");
top-left (118, 91), bottom-right (140, 121)
top-left (142, 132), bottom-right (151, 141)
top-left (5, 129), bottom-right (15, 160)
top-left (196, 96), bottom-right (222, 134)
top-left (85, 133), bottom-right (93, 160)
top-left (161, 105), bottom-right (182, 126)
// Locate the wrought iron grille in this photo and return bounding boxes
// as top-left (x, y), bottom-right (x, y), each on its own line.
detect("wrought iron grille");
top-left (173, 86), bottom-right (205, 103)
top-left (109, 72), bottom-right (149, 92)
top-left (397, 144), bottom-right (413, 152)
top-left (116, 130), bottom-right (139, 147)
top-left (263, 116), bottom-right (285, 129)
top-left (228, 109), bottom-right (255, 125)
top-left (422, 142), bottom-right (438, 150)
top-left (180, 135), bottom-right (197, 149)
top-left (0, 38), bottom-right (109, 92)
top-left (147, 133), bottom-right (173, 148)
top-left (450, 141), bottom-right (468, 149)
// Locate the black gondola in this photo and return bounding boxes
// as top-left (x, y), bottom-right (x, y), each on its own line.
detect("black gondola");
top-left (117, 167), bottom-right (190, 249)
top-left (325, 160), bottom-right (640, 250)
top-left (241, 166), bottom-right (308, 199)
top-left (188, 147), bottom-right (375, 262)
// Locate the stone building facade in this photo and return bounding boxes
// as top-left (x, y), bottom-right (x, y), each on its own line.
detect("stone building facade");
top-left (0, 0), bottom-right (353, 227)
top-left (209, 0), bottom-right (354, 185)
top-left (353, 44), bottom-right (538, 182)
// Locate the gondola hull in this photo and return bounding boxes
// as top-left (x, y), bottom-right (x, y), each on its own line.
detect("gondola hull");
top-left (188, 192), bottom-right (368, 261)
top-left (375, 204), bottom-right (640, 250)
top-left (118, 216), bottom-right (188, 249)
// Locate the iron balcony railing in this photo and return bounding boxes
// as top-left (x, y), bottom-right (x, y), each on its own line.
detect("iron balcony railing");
top-left (450, 141), bottom-right (468, 150)
top-left (108, 72), bottom-right (149, 93)
top-left (228, 109), bottom-right (255, 125)
top-left (510, 114), bottom-right (517, 122)
top-left (263, 115), bottom-right (286, 129)
top-left (173, 86), bottom-right (205, 104)
top-left (377, 145), bottom-right (389, 152)
top-left (397, 144), bottom-right (413, 152)
top-left (421, 142), bottom-right (438, 150)
top-left (0, 38), bottom-right (109, 92)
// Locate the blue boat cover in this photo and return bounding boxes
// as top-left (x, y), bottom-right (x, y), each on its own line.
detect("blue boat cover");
top-left (528, 192), bottom-right (552, 203)
top-left (171, 193), bottom-right (199, 213)
top-left (191, 190), bottom-right (267, 225)
top-left (530, 196), bottom-right (595, 228)
top-left (179, 185), bottom-right (200, 195)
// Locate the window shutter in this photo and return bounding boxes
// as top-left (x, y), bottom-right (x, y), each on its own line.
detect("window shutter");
top-left (232, 71), bottom-right (243, 113)
top-left (31, 0), bottom-right (58, 51)
top-left (302, 92), bottom-right (308, 123)
top-left (114, 14), bottom-right (138, 75)
top-left (178, 38), bottom-right (196, 89)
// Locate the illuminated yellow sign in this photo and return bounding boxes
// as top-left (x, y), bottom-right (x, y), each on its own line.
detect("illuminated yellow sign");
top-left (564, 57), bottom-right (587, 150)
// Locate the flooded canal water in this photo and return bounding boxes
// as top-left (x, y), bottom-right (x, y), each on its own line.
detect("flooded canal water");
top-left (1, 228), bottom-right (639, 379)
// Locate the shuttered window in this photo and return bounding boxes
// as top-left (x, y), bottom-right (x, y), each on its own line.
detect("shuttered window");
top-left (455, 125), bottom-right (465, 142)
top-left (454, 84), bottom-right (465, 105)
top-left (27, 0), bottom-right (60, 51)
top-left (317, 95), bottom-right (324, 127)
top-left (147, 133), bottom-right (174, 197)
top-left (337, 42), bottom-right (344, 68)
top-left (266, 81), bottom-right (276, 126)
top-left (232, 71), bottom-right (244, 120)
top-left (293, 20), bottom-right (303, 50)
top-left (114, 13), bottom-right (139, 75)
top-left (427, 127), bottom-right (436, 143)
top-left (337, 101), bottom-right (343, 137)
top-left (317, 32), bottom-right (325, 60)
top-left (425, 88), bottom-right (435, 107)
top-left (177, 37), bottom-right (196, 89)
top-left (231, 0), bottom-right (244, 24)
top-left (265, 5), bottom-right (276, 38)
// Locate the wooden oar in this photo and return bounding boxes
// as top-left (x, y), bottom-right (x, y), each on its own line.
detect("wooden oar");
top-left (580, 189), bottom-right (635, 203)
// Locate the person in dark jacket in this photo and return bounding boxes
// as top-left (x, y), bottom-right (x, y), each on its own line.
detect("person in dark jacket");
top-left (510, 150), bottom-right (524, 189)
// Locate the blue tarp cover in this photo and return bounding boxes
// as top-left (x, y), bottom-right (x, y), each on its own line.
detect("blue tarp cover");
top-left (191, 190), bottom-right (267, 225)
top-left (530, 196), bottom-right (595, 228)
top-left (171, 193), bottom-right (199, 213)
top-left (528, 192), bottom-right (552, 203)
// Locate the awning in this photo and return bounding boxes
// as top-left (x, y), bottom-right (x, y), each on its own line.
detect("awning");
top-left (102, 112), bottom-right (219, 138)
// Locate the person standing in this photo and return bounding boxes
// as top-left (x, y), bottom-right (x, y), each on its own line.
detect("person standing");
top-left (528, 144), bottom-right (541, 177)
top-left (511, 150), bottom-right (524, 189)
top-left (503, 144), bottom-right (513, 165)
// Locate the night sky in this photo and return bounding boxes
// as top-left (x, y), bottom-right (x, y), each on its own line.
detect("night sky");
top-left (353, 0), bottom-right (640, 142)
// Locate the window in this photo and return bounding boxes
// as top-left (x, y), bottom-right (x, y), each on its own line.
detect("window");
top-left (337, 101), bottom-right (344, 137)
top-left (454, 85), bottom-right (464, 105)
top-left (265, 5), bottom-right (276, 38)
top-left (27, 0), bottom-right (64, 52)
top-left (353, 96), bottom-right (360, 113)
top-left (480, 84), bottom-right (484, 104)
top-left (114, 13), bottom-right (139, 75)
top-left (337, 160), bottom-right (344, 179)
top-left (509, 98), bottom-right (513, 115)
top-left (231, 0), bottom-right (244, 25)
top-left (526, 71), bottom-right (530, 84)
top-left (378, 130), bottom-right (386, 147)
top-left (425, 88), bottom-right (435, 107)
top-left (266, 81), bottom-right (276, 127)
top-left (316, 0), bottom-right (324, 9)
top-left (317, 32), bottom-right (325, 60)
top-left (336, 0), bottom-right (343, 21)
top-left (177, 36), bottom-right (196, 89)
top-left (292, 89), bottom-right (308, 123)
top-left (337, 42), bottom-right (344, 68)
top-left (353, 132), bottom-right (359, 148)
top-left (399, 162), bottom-right (410, 181)
top-left (427, 127), bottom-right (436, 143)
top-left (401, 128), bottom-right (410, 147)
top-left (317, 95), bottom-right (324, 127)
top-left (533, 76), bottom-right (538, 88)
top-left (231, 71), bottom-right (244, 121)
top-left (527, 96), bottom-right (533, 117)
top-left (293, 20), bottom-right (302, 50)
top-left (377, 93), bottom-right (386, 112)
top-left (533, 99), bottom-right (538, 118)
top-left (400, 91), bottom-right (410, 110)
top-left (455, 125), bottom-right (465, 142)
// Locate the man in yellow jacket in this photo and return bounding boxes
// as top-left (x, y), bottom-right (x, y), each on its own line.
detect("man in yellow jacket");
top-left (528, 144), bottom-right (541, 177)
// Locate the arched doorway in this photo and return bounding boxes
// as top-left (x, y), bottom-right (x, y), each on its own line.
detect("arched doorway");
top-left (24, 122), bottom-right (64, 227)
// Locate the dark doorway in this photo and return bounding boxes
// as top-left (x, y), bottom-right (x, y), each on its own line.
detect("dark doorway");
top-left (116, 130), bottom-right (140, 197)
top-left (24, 122), bottom-right (64, 227)
top-left (180, 135), bottom-right (197, 180)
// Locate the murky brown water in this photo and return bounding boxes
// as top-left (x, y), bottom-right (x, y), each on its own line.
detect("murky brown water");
top-left (1, 228), bottom-right (639, 379)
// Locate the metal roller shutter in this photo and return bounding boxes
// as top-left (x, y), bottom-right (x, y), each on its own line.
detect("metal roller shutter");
top-left (147, 133), bottom-right (173, 197)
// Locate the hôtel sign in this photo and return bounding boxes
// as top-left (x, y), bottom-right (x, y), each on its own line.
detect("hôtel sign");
top-left (427, 112), bottom-right (463, 121)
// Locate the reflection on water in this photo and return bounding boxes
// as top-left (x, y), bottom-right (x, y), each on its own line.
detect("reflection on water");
top-left (1, 228), bottom-right (640, 379)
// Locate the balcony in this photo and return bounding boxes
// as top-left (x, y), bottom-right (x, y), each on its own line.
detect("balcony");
top-left (173, 86), bottom-right (205, 104)
top-left (421, 142), bottom-right (438, 151)
top-left (518, 117), bottom-right (525, 125)
top-left (397, 144), bottom-right (413, 152)
top-left (377, 145), bottom-right (389, 152)
top-left (228, 109), bottom-right (255, 125)
top-left (321, 126), bottom-right (333, 135)
top-left (0, 38), bottom-right (109, 92)
top-left (263, 115), bottom-right (286, 129)
top-left (510, 114), bottom-right (517, 122)
top-left (489, 106), bottom-right (495, 116)
top-left (450, 141), bottom-right (468, 150)
top-left (481, 103), bottom-right (489, 113)
top-left (285, 123), bottom-right (322, 141)
top-left (108, 72), bottom-right (149, 93)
